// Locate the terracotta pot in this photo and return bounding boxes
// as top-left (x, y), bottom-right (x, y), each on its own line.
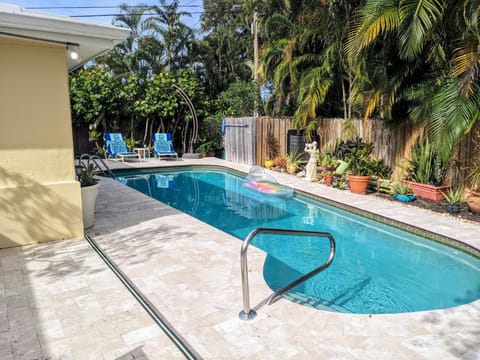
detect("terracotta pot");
top-left (348, 175), bottom-right (371, 194)
top-left (468, 194), bottom-right (480, 215)
top-left (324, 174), bottom-right (334, 186)
top-left (407, 181), bottom-right (450, 201)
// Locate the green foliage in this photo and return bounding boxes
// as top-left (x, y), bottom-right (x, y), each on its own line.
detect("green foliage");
top-left (125, 138), bottom-right (141, 151)
top-left (467, 164), bottom-right (480, 192)
top-left (215, 81), bottom-right (258, 117)
top-left (368, 158), bottom-right (393, 179)
top-left (78, 163), bottom-right (100, 187)
top-left (407, 138), bottom-right (448, 186)
top-left (286, 150), bottom-right (303, 166)
top-left (441, 188), bottom-right (464, 205)
top-left (196, 114), bottom-right (223, 154)
top-left (347, 0), bottom-right (479, 154)
top-left (321, 154), bottom-right (338, 168)
top-left (390, 182), bottom-right (414, 196)
top-left (332, 137), bottom-right (372, 161)
top-left (332, 137), bottom-right (391, 177)
top-left (70, 66), bottom-right (117, 124)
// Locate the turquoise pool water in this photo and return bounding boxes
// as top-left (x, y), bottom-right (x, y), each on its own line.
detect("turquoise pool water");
top-left (115, 167), bottom-right (480, 314)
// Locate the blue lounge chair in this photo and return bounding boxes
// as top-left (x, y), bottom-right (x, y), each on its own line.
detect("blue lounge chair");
top-left (104, 133), bottom-right (140, 162)
top-left (153, 133), bottom-right (178, 160)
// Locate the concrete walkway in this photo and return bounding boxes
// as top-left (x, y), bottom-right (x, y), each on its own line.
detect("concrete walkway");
top-left (1, 157), bottom-right (479, 359)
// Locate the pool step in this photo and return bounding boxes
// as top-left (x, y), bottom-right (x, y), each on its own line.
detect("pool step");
top-left (283, 291), bottom-right (352, 313)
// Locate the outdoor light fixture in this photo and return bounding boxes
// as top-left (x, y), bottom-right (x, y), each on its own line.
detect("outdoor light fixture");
top-left (67, 44), bottom-right (80, 60)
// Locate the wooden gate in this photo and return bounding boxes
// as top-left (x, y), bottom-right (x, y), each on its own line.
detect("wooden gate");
top-left (223, 117), bottom-right (256, 165)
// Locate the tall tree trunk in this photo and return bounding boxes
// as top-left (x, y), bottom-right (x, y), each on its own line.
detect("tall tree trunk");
top-left (143, 116), bottom-right (150, 146)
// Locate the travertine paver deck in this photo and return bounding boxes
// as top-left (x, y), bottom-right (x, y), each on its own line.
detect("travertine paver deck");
top-left (1, 157), bottom-right (479, 359)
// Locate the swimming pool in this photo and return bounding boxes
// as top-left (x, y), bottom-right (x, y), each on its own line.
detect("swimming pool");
top-left (114, 167), bottom-right (480, 314)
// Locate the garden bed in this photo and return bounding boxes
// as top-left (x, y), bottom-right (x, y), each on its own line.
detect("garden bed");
top-left (374, 192), bottom-right (480, 224)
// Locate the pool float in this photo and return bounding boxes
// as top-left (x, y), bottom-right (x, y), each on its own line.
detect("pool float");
top-left (244, 166), bottom-right (293, 197)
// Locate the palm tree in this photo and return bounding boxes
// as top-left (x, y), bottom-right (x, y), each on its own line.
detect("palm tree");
top-left (348, 0), bottom-right (479, 158)
top-left (146, 0), bottom-right (194, 72)
top-left (258, 1), bottom-right (360, 133)
top-left (107, 3), bottom-right (151, 77)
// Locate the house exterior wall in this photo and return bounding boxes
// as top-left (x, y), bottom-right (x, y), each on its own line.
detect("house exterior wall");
top-left (0, 36), bottom-right (84, 248)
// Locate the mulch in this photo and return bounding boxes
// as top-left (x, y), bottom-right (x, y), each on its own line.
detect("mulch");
top-left (374, 192), bottom-right (480, 225)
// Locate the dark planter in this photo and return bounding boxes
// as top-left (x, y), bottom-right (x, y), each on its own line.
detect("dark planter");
top-left (446, 204), bottom-right (460, 214)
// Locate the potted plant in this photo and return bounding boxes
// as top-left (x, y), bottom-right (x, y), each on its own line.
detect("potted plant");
top-left (78, 162), bottom-right (100, 229)
top-left (286, 150), bottom-right (303, 174)
top-left (390, 182), bottom-right (416, 202)
top-left (441, 188), bottom-right (463, 214)
top-left (321, 154), bottom-right (338, 172)
top-left (345, 144), bottom-right (376, 194)
top-left (322, 170), bottom-right (335, 186)
top-left (467, 164), bottom-right (480, 214)
top-left (273, 155), bottom-right (287, 172)
top-left (406, 138), bottom-right (450, 201)
top-left (196, 140), bottom-right (219, 157)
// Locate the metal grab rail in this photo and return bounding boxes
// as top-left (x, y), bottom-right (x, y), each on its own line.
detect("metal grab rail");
top-left (78, 154), bottom-right (116, 179)
top-left (239, 228), bottom-right (336, 320)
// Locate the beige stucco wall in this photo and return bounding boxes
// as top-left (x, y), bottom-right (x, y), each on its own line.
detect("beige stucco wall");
top-left (0, 36), bottom-right (84, 248)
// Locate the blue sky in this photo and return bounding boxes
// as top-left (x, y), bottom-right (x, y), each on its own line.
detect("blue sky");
top-left (6, 0), bottom-right (203, 29)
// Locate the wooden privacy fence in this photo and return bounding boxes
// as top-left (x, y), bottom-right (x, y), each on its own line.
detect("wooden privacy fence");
top-left (223, 117), bottom-right (292, 166)
top-left (223, 117), bottom-right (256, 165)
top-left (317, 118), bottom-right (423, 180)
top-left (224, 116), bottom-right (479, 186)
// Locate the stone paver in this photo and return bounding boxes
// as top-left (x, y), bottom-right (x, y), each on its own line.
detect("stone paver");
top-left (1, 157), bottom-right (479, 359)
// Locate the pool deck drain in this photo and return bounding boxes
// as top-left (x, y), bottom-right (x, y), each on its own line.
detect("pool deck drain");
top-left (1, 157), bottom-right (479, 359)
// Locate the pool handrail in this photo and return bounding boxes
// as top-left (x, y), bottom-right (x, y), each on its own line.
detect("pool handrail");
top-left (78, 154), bottom-right (116, 180)
top-left (239, 228), bottom-right (336, 320)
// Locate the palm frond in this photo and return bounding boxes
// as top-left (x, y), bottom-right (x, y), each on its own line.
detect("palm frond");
top-left (398, 0), bottom-right (444, 60)
top-left (429, 80), bottom-right (480, 159)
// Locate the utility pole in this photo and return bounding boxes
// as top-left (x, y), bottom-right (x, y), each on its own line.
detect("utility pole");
top-left (253, 8), bottom-right (258, 117)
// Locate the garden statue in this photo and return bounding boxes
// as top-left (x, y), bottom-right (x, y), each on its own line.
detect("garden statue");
top-left (304, 141), bottom-right (319, 181)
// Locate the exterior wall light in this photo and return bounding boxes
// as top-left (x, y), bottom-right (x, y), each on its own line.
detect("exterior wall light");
top-left (67, 44), bottom-right (80, 60)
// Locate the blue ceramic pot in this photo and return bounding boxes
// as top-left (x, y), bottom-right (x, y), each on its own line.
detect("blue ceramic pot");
top-left (395, 194), bottom-right (416, 202)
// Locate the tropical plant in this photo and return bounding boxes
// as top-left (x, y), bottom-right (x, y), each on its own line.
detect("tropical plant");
top-left (390, 182), bottom-right (414, 196)
top-left (441, 188), bottom-right (464, 206)
top-left (286, 150), bottom-right (304, 167)
top-left (146, 0), bottom-right (195, 72)
top-left (347, 0), bottom-right (480, 160)
top-left (125, 137), bottom-right (141, 151)
top-left (78, 162), bottom-right (100, 187)
top-left (273, 155), bottom-right (287, 168)
top-left (333, 137), bottom-right (372, 162)
top-left (467, 163), bottom-right (480, 193)
top-left (321, 154), bottom-right (338, 169)
top-left (407, 137), bottom-right (448, 186)
top-left (258, 1), bottom-right (362, 133)
top-left (347, 152), bottom-right (376, 176)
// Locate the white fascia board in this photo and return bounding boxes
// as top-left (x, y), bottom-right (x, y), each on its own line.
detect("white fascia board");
top-left (0, 4), bottom-right (130, 69)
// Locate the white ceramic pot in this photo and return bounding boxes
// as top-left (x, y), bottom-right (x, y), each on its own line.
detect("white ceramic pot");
top-left (81, 183), bottom-right (99, 229)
